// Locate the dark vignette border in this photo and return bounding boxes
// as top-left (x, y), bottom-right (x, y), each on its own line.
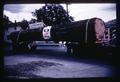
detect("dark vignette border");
top-left (0, 0), bottom-right (119, 82)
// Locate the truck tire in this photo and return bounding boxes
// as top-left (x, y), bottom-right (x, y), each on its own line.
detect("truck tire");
top-left (31, 45), bottom-right (37, 50)
top-left (12, 41), bottom-right (29, 53)
top-left (66, 43), bottom-right (73, 55)
top-left (66, 43), bottom-right (78, 56)
top-left (12, 42), bottom-right (19, 54)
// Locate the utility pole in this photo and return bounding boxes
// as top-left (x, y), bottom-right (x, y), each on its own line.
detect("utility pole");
top-left (14, 20), bottom-right (17, 30)
top-left (66, 3), bottom-right (68, 24)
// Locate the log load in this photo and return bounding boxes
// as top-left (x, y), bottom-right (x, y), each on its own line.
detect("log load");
top-left (9, 17), bottom-right (105, 45)
top-left (10, 28), bottom-right (44, 42)
top-left (51, 18), bottom-right (105, 44)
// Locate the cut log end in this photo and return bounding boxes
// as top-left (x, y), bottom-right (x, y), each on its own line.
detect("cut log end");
top-left (95, 18), bottom-right (105, 44)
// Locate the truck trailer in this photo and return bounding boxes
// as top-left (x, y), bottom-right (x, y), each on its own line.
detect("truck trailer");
top-left (9, 17), bottom-right (106, 55)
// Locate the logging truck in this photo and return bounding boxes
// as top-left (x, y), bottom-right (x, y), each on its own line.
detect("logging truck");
top-left (9, 17), bottom-right (106, 55)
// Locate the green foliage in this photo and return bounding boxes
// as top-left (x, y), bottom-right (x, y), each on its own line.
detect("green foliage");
top-left (20, 19), bottom-right (29, 30)
top-left (32, 4), bottom-right (74, 26)
top-left (29, 18), bottom-right (37, 24)
top-left (3, 15), bottom-right (12, 29)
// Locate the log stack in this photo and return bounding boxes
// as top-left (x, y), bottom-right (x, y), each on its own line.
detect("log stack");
top-left (10, 28), bottom-right (44, 42)
top-left (9, 17), bottom-right (105, 45)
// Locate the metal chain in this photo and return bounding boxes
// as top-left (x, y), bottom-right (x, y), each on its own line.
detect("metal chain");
top-left (85, 19), bottom-right (90, 43)
top-left (16, 30), bottom-right (23, 44)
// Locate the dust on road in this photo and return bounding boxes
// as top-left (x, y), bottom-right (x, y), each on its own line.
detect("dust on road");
top-left (4, 54), bottom-right (116, 79)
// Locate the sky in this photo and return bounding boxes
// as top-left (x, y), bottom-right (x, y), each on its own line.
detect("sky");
top-left (3, 3), bottom-right (116, 23)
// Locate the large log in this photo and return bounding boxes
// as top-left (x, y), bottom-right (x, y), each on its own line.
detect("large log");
top-left (9, 17), bottom-right (105, 44)
top-left (10, 28), bottom-right (44, 42)
top-left (51, 17), bottom-right (105, 44)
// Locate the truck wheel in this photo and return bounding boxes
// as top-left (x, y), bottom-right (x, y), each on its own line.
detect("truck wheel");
top-left (72, 46), bottom-right (79, 56)
top-left (66, 44), bottom-right (73, 55)
top-left (12, 42), bottom-right (21, 53)
top-left (12, 42), bottom-right (29, 53)
top-left (66, 43), bottom-right (78, 56)
top-left (31, 45), bottom-right (37, 50)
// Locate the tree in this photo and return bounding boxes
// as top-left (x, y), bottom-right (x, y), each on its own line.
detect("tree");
top-left (29, 18), bottom-right (37, 24)
top-left (3, 15), bottom-right (12, 29)
top-left (32, 4), bottom-right (74, 26)
top-left (20, 19), bottom-right (29, 30)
